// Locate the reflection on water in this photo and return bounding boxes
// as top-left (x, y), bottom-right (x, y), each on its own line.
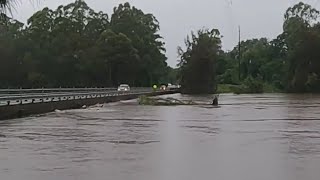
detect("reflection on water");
top-left (1, 94), bottom-right (320, 180)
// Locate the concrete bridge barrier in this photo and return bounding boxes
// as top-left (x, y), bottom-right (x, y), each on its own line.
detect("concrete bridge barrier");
top-left (0, 90), bottom-right (179, 120)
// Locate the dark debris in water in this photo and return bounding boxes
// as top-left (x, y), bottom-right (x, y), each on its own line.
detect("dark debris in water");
top-left (182, 125), bottom-right (219, 134)
top-left (279, 130), bottom-right (320, 134)
top-left (107, 140), bottom-right (160, 144)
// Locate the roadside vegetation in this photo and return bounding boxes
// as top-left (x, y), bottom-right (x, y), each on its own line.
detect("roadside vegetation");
top-left (1, 1), bottom-right (320, 94)
top-left (178, 2), bottom-right (320, 94)
top-left (0, 0), bottom-right (174, 88)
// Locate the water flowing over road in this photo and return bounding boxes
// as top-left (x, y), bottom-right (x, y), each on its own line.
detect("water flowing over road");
top-left (1, 94), bottom-right (320, 180)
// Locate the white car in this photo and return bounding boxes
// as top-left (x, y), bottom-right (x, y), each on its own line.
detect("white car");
top-left (117, 84), bottom-right (130, 92)
top-left (167, 84), bottom-right (179, 90)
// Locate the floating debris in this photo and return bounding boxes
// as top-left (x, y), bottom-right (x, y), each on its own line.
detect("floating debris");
top-left (138, 96), bottom-right (218, 106)
top-left (138, 96), bottom-right (196, 106)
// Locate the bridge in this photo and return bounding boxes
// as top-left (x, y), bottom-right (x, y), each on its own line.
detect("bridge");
top-left (0, 88), bottom-right (180, 120)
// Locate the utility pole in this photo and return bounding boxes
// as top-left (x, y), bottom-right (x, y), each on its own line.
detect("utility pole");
top-left (238, 25), bottom-right (241, 81)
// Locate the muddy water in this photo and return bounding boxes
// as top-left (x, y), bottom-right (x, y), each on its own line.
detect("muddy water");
top-left (1, 94), bottom-right (320, 180)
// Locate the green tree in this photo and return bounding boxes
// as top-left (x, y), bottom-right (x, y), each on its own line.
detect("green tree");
top-left (283, 2), bottom-right (320, 92)
top-left (178, 28), bottom-right (222, 94)
top-left (95, 29), bottom-right (139, 86)
top-left (24, 0), bottom-right (110, 87)
top-left (0, 1), bottom-right (171, 88)
top-left (0, 14), bottom-right (24, 88)
top-left (111, 2), bottom-right (167, 86)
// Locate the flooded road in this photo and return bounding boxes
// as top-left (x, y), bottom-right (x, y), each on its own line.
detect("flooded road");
top-left (1, 93), bottom-right (320, 180)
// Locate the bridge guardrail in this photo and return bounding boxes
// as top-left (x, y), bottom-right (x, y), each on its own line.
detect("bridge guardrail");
top-left (0, 87), bottom-right (155, 94)
top-left (0, 88), bottom-right (162, 106)
top-left (0, 87), bottom-right (152, 94)
top-left (0, 87), bottom-right (117, 94)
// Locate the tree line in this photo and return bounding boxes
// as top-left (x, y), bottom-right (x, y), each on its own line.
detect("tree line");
top-left (1, 1), bottom-right (320, 93)
top-left (178, 2), bottom-right (320, 93)
top-left (0, 0), bottom-right (176, 88)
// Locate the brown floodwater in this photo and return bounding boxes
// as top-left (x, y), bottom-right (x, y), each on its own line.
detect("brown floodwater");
top-left (1, 93), bottom-right (320, 180)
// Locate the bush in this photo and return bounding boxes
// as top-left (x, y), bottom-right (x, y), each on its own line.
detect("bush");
top-left (263, 82), bottom-right (282, 93)
top-left (243, 76), bottom-right (264, 93)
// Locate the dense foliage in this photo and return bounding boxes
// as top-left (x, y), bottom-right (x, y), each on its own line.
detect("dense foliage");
top-left (178, 29), bottom-right (222, 94)
top-left (178, 2), bottom-right (320, 93)
top-left (2, 1), bottom-right (320, 93)
top-left (0, 0), bottom-right (172, 88)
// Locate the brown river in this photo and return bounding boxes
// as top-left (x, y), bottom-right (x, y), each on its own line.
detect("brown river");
top-left (1, 93), bottom-right (320, 180)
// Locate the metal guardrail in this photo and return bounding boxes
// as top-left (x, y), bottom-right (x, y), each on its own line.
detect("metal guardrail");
top-left (0, 87), bottom-right (117, 94)
top-left (0, 87), bottom-right (151, 95)
top-left (0, 88), bottom-right (158, 106)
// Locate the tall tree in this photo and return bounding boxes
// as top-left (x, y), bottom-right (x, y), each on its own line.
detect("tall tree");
top-left (0, 1), bottom-right (172, 88)
top-left (0, 14), bottom-right (24, 88)
top-left (283, 2), bottom-right (320, 92)
top-left (111, 2), bottom-right (167, 86)
top-left (178, 28), bottom-right (222, 94)
top-left (95, 29), bottom-right (139, 86)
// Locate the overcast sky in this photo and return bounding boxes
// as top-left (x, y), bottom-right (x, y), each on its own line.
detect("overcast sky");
top-left (12, 0), bottom-right (320, 67)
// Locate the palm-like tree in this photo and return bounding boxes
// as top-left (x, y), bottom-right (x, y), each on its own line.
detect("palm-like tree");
top-left (0, 0), bottom-right (17, 13)
top-left (0, 0), bottom-right (9, 9)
